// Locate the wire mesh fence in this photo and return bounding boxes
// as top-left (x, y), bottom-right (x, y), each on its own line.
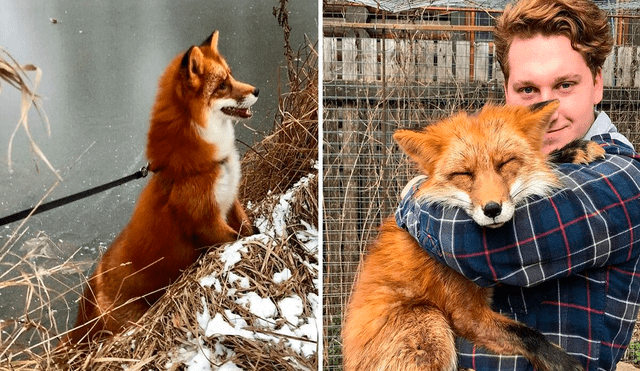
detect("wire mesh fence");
top-left (322, 1), bottom-right (640, 369)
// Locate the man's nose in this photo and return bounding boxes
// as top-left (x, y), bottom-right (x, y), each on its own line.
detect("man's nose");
top-left (539, 88), bottom-right (554, 102)
top-left (537, 93), bottom-right (560, 124)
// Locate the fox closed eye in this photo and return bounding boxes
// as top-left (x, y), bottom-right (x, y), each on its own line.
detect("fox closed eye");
top-left (449, 170), bottom-right (474, 180)
top-left (497, 157), bottom-right (518, 171)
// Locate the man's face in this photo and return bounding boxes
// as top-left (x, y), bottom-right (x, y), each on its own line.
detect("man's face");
top-left (504, 34), bottom-right (604, 153)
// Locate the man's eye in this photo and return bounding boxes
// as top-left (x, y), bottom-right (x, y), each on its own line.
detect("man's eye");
top-left (559, 82), bottom-right (573, 90)
top-left (520, 86), bottom-right (534, 94)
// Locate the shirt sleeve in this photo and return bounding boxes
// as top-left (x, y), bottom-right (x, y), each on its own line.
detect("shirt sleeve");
top-left (395, 135), bottom-right (640, 288)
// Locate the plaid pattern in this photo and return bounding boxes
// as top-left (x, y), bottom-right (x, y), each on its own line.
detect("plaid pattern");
top-left (395, 134), bottom-right (640, 371)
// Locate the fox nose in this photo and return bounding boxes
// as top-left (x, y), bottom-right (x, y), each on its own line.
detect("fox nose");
top-left (253, 88), bottom-right (259, 97)
top-left (483, 202), bottom-right (502, 218)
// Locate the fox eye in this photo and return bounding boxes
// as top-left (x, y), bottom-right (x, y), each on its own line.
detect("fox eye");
top-left (449, 171), bottom-right (473, 180)
top-left (218, 82), bottom-right (227, 90)
top-left (497, 157), bottom-right (517, 171)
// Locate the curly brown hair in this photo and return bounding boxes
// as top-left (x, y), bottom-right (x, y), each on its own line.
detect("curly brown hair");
top-left (494, 0), bottom-right (613, 82)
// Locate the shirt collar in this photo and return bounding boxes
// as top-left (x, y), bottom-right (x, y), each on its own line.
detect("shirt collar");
top-left (583, 111), bottom-right (635, 150)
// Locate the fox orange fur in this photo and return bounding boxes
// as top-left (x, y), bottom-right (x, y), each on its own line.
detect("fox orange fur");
top-left (342, 101), bottom-right (605, 371)
top-left (64, 31), bottom-right (258, 345)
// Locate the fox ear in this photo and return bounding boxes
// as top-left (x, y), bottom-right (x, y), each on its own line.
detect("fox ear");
top-left (180, 45), bottom-right (205, 86)
top-left (529, 99), bottom-right (559, 114)
top-left (201, 30), bottom-right (220, 54)
top-left (393, 129), bottom-right (442, 176)
top-left (518, 99), bottom-right (560, 147)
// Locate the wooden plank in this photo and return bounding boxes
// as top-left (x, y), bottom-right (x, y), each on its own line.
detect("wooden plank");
top-left (474, 42), bottom-right (490, 82)
top-left (361, 38), bottom-right (377, 82)
top-left (617, 45), bottom-right (633, 87)
top-left (398, 39), bottom-right (416, 81)
top-left (603, 47), bottom-right (615, 87)
top-left (491, 44), bottom-right (504, 84)
top-left (455, 41), bottom-right (470, 82)
top-left (342, 37), bottom-right (358, 81)
top-left (416, 40), bottom-right (436, 83)
top-left (495, 67), bottom-right (505, 84)
top-left (437, 40), bottom-right (453, 82)
top-left (323, 37), bottom-right (337, 82)
top-left (383, 38), bottom-right (398, 81)
top-left (635, 47), bottom-right (640, 88)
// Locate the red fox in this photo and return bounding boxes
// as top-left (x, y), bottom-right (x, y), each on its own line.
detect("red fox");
top-left (64, 31), bottom-right (258, 345)
top-left (342, 100), bottom-right (605, 371)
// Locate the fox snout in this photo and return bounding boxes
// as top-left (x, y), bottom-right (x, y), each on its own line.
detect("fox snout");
top-left (218, 81), bottom-right (259, 119)
top-left (483, 201), bottom-right (502, 218)
top-left (471, 197), bottom-right (515, 228)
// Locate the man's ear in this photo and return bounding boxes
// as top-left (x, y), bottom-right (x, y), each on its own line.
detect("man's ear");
top-left (593, 68), bottom-right (604, 105)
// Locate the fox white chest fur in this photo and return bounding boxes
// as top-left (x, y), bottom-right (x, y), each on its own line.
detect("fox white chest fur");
top-left (198, 113), bottom-right (241, 218)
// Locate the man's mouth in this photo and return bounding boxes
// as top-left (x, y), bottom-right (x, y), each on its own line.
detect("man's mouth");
top-left (546, 125), bottom-right (567, 134)
top-left (221, 106), bottom-right (252, 118)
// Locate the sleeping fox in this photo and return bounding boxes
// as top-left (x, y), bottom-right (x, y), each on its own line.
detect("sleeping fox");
top-left (342, 100), bottom-right (605, 371)
top-left (63, 31), bottom-right (258, 346)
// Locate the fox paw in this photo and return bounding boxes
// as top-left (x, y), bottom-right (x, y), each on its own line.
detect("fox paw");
top-left (548, 140), bottom-right (605, 165)
top-left (239, 224), bottom-right (261, 237)
top-left (573, 141), bottom-right (606, 164)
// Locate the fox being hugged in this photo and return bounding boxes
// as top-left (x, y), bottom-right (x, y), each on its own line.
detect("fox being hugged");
top-left (342, 100), bottom-right (605, 371)
top-left (64, 31), bottom-right (258, 345)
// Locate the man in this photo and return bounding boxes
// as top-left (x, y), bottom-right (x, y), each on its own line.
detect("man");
top-left (395, 0), bottom-right (640, 369)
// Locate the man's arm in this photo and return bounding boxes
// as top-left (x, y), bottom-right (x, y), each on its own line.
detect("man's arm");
top-left (395, 136), bottom-right (640, 288)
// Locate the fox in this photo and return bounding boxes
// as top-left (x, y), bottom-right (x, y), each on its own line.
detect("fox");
top-left (342, 100), bottom-right (605, 371)
top-left (63, 31), bottom-right (259, 346)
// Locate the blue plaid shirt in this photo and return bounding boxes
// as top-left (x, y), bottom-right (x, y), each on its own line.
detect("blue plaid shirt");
top-left (395, 133), bottom-right (640, 371)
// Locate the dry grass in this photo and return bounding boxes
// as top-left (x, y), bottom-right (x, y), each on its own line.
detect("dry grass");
top-left (239, 39), bottom-right (318, 210)
top-left (1, 47), bottom-right (60, 180)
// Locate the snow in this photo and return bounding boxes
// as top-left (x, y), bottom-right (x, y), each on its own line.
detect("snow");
top-left (199, 274), bottom-right (222, 293)
top-left (219, 242), bottom-right (248, 272)
top-left (254, 173), bottom-right (317, 239)
top-left (279, 296), bottom-right (304, 325)
top-left (166, 173), bottom-right (318, 370)
top-left (273, 268), bottom-right (292, 284)
top-left (185, 346), bottom-right (213, 371)
top-left (235, 292), bottom-right (277, 327)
